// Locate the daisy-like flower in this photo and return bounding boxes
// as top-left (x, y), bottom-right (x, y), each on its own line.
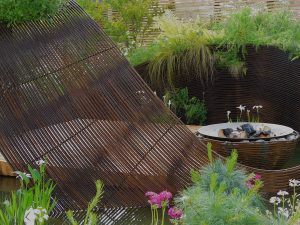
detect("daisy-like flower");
top-left (36, 159), bottom-right (45, 166)
top-left (237, 105), bottom-right (246, 112)
top-left (289, 179), bottom-right (300, 187)
top-left (14, 171), bottom-right (31, 180)
top-left (277, 190), bottom-right (289, 196)
top-left (269, 196), bottom-right (281, 204)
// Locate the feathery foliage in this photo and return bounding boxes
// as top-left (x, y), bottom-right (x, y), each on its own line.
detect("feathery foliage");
top-left (128, 7), bottom-right (300, 87)
top-left (147, 11), bottom-right (218, 88)
top-left (175, 144), bottom-right (268, 225)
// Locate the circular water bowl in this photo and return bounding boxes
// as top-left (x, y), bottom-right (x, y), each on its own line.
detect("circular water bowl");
top-left (197, 123), bottom-right (299, 169)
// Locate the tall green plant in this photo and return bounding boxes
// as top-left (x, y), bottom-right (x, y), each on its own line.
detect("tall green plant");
top-left (0, 160), bottom-right (56, 225)
top-left (66, 180), bottom-right (104, 225)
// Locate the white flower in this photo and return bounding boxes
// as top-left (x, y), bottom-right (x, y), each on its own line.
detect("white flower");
top-left (24, 207), bottom-right (48, 225)
top-left (277, 190), bottom-right (289, 196)
top-left (247, 109), bottom-right (250, 113)
top-left (36, 159), bottom-right (45, 166)
top-left (237, 105), bottom-right (246, 112)
top-left (278, 207), bottom-right (290, 218)
top-left (24, 207), bottom-right (37, 225)
top-left (14, 171), bottom-right (31, 180)
top-left (227, 111), bottom-right (231, 116)
top-left (269, 196), bottom-right (281, 204)
top-left (3, 200), bottom-right (10, 206)
top-left (253, 105), bottom-right (263, 110)
top-left (289, 179), bottom-right (300, 187)
top-left (168, 100), bottom-right (171, 107)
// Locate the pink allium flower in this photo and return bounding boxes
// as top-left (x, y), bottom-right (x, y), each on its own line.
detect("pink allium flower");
top-left (148, 195), bottom-right (162, 208)
top-left (254, 174), bottom-right (262, 180)
top-left (158, 191), bottom-right (172, 202)
top-left (168, 207), bottom-right (183, 220)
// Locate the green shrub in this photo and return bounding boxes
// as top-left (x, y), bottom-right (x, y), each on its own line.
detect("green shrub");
top-left (176, 185), bottom-right (269, 225)
top-left (167, 87), bottom-right (207, 125)
top-left (77, 0), bottom-right (164, 51)
top-left (174, 144), bottom-right (268, 225)
top-left (0, 0), bottom-right (67, 24)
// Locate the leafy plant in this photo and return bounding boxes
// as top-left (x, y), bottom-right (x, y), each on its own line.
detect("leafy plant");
top-left (0, 0), bottom-right (67, 24)
top-left (77, 0), bottom-right (164, 51)
top-left (166, 87), bottom-right (207, 125)
top-left (0, 160), bottom-right (56, 225)
top-left (66, 180), bottom-right (104, 225)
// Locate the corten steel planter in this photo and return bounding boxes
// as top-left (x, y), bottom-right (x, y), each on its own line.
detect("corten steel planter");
top-left (198, 123), bottom-right (299, 169)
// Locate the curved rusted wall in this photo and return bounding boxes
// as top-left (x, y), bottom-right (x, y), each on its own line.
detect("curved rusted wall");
top-left (0, 1), bottom-right (210, 223)
top-left (136, 46), bottom-right (300, 131)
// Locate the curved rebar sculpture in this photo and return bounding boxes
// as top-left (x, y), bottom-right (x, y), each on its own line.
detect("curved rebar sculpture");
top-left (0, 1), bottom-right (299, 223)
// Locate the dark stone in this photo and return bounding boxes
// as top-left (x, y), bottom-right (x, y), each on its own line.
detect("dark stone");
top-left (223, 128), bottom-right (233, 137)
top-left (241, 123), bottom-right (256, 135)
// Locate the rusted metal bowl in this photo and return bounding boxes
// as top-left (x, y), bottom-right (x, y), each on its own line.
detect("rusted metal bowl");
top-left (197, 123), bottom-right (299, 169)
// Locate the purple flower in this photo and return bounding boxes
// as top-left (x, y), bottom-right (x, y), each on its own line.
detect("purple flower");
top-left (148, 195), bottom-right (162, 208)
top-left (168, 207), bottom-right (183, 220)
top-left (158, 191), bottom-right (172, 202)
top-left (254, 174), bottom-right (262, 180)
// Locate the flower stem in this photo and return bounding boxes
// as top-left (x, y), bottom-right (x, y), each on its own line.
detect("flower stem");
top-left (161, 206), bottom-right (166, 225)
top-left (155, 208), bottom-right (158, 225)
top-left (151, 208), bottom-right (154, 225)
